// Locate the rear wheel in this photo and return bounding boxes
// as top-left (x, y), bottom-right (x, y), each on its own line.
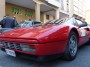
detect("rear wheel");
top-left (64, 31), bottom-right (78, 61)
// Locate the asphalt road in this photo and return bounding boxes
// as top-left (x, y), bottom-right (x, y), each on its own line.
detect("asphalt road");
top-left (0, 42), bottom-right (90, 67)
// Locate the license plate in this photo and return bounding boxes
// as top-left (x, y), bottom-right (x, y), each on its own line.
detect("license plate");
top-left (5, 49), bottom-right (16, 57)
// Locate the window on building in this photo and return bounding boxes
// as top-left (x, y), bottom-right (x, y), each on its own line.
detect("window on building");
top-left (74, 6), bottom-right (78, 12)
top-left (74, 0), bottom-right (78, 4)
top-left (67, 3), bottom-right (69, 12)
top-left (66, 0), bottom-right (69, 12)
top-left (46, 15), bottom-right (50, 20)
top-left (61, 0), bottom-right (64, 10)
top-left (53, 16), bottom-right (55, 19)
top-left (55, 0), bottom-right (60, 2)
top-left (67, 0), bottom-right (69, 2)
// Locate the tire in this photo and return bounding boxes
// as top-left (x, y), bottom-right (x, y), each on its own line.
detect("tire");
top-left (64, 31), bottom-right (78, 61)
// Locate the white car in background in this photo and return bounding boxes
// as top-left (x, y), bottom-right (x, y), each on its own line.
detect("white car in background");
top-left (20, 20), bottom-right (42, 28)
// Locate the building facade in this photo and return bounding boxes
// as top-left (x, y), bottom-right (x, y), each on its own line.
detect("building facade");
top-left (73, 0), bottom-right (86, 19)
top-left (0, 0), bottom-right (86, 23)
top-left (61, 0), bottom-right (86, 19)
top-left (86, 10), bottom-right (90, 23)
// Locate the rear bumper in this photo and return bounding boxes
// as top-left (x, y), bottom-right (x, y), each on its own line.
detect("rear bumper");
top-left (0, 40), bottom-right (67, 56)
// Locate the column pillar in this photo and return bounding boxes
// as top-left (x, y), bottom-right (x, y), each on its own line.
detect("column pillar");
top-left (0, 0), bottom-right (5, 20)
top-left (55, 8), bottom-right (60, 19)
top-left (43, 13), bottom-right (46, 23)
top-left (69, 0), bottom-right (74, 17)
top-left (35, 3), bottom-right (40, 21)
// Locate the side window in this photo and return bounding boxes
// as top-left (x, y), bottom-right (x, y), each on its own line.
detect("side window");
top-left (74, 20), bottom-right (78, 26)
top-left (33, 21), bottom-right (41, 26)
top-left (33, 22), bottom-right (37, 25)
top-left (76, 20), bottom-right (83, 26)
top-left (28, 21), bottom-right (32, 26)
top-left (26, 21), bottom-right (32, 27)
top-left (32, 22), bottom-right (34, 26)
top-left (32, 21), bottom-right (40, 26)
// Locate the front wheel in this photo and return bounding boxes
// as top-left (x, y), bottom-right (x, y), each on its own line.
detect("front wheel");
top-left (64, 31), bottom-right (78, 61)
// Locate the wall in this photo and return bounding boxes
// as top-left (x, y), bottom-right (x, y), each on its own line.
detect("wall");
top-left (6, 3), bottom-right (44, 23)
top-left (86, 10), bottom-right (90, 23)
top-left (0, 0), bottom-right (5, 21)
top-left (45, 0), bottom-right (61, 8)
top-left (73, 0), bottom-right (85, 18)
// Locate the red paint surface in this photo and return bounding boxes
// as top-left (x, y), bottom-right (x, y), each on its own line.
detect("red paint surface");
top-left (0, 18), bottom-right (90, 56)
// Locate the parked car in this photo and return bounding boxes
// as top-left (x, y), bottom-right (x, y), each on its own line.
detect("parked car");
top-left (0, 18), bottom-right (90, 62)
top-left (20, 20), bottom-right (42, 28)
top-left (88, 24), bottom-right (90, 27)
top-left (0, 28), bottom-right (13, 34)
top-left (0, 21), bottom-right (42, 34)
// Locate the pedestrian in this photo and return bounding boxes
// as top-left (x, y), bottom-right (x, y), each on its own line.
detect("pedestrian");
top-left (0, 15), bottom-right (7, 28)
top-left (29, 18), bottom-right (32, 21)
top-left (3, 16), bottom-right (7, 19)
top-left (0, 15), bottom-right (19, 28)
top-left (13, 16), bottom-right (19, 28)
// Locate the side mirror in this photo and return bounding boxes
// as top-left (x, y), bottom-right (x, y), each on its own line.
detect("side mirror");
top-left (79, 22), bottom-right (87, 28)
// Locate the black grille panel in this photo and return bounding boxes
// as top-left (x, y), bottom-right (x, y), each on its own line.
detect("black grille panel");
top-left (3, 42), bottom-right (21, 50)
top-left (15, 44), bottom-right (21, 50)
top-left (9, 43), bottom-right (15, 49)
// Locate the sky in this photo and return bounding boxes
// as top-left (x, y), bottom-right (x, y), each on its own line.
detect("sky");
top-left (86, 0), bottom-right (90, 10)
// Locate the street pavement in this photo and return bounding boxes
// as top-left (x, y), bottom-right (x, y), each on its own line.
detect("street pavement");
top-left (0, 42), bottom-right (90, 67)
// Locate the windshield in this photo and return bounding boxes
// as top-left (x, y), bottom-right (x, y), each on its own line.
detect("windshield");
top-left (45, 18), bottom-right (69, 24)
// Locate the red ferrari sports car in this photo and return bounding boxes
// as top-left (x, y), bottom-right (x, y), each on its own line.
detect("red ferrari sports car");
top-left (0, 18), bottom-right (90, 61)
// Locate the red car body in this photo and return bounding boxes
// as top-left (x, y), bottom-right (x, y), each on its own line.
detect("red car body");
top-left (0, 18), bottom-right (90, 61)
